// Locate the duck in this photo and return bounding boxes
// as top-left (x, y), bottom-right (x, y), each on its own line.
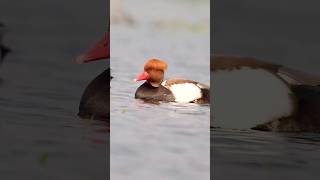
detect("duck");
top-left (76, 33), bottom-right (110, 121)
top-left (134, 58), bottom-right (210, 104)
top-left (211, 55), bottom-right (320, 132)
top-left (0, 23), bottom-right (10, 63)
top-left (111, 0), bottom-right (135, 25)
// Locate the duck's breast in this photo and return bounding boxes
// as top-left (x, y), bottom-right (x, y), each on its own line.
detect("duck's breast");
top-left (78, 69), bottom-right (110, 121)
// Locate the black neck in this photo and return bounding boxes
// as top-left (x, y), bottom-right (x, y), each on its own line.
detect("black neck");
top-left (135, 82), bottom-right (175, 102)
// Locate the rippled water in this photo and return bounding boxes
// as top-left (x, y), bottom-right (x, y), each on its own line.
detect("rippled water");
top-left (0, 0), bottom-right (108, 179)
top-left (212, 129), bottom-right (320, 180)
top-left (110, 0), bottom-right (210, 179)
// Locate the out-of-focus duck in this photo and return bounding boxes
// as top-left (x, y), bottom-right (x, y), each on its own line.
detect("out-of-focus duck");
top-left (134, 59), bottom-right (209, 104)
top-left (211, 55), bottom-right (320, 132)
top-left (0, 23), bottom-right (10, 64)
top-left (111, 0), bottom-right (135, 25)
top-left (76, 33), bottom-right (110, 121)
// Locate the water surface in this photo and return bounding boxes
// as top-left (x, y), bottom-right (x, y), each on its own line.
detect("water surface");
top-left (212, 129), bottom-right (320, 180)
top-left (110, 0), bottom-right (210, 179)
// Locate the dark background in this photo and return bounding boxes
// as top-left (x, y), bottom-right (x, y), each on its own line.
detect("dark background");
top-left (212, 0), bottom-right (320, 74)
top-left (0, 0), bottom-right (108, 179)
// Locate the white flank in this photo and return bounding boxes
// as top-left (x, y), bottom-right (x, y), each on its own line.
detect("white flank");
top-left (212, 68), bottom-right (294, 129)
top-left (167, 83), bottom-right (202, 103)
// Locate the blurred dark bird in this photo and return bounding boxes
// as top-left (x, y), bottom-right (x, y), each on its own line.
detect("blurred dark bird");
top-left (0, 23), bottom-right (10, 63)
top-left (76, 33), bottom-right (110, 122)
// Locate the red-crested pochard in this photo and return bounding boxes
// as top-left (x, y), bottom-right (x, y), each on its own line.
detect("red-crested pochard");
top-left (76, 33), bottom-right (110, 121)
top-left (212, 55), bottom-right (320, 132)
top-left (134, 59), bottom-right (210, 104)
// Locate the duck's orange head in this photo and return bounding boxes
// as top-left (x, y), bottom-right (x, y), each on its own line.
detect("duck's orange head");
top-left (75, 33), bottom-right (110, 64)
top-left (134, 59), bottom-right (168, 87)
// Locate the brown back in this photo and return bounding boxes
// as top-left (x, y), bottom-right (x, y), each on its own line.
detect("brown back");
top-left (211, 55), bottom-right (320, 86)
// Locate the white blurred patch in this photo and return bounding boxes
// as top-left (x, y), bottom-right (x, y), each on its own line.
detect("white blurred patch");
top-left (212, 68), bottom-right (294, 129)
top-left (167, 83), bottom-right (202, 103)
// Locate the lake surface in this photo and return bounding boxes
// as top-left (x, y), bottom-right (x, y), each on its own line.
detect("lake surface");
top-left (212, 0), bottom-right (320, 179)
top-left (212, 129), bottom-right (320, 180)
top-left (110, 0), bottom-right (210, 179)
top-left (0, 0), bottom-right (108, 179)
